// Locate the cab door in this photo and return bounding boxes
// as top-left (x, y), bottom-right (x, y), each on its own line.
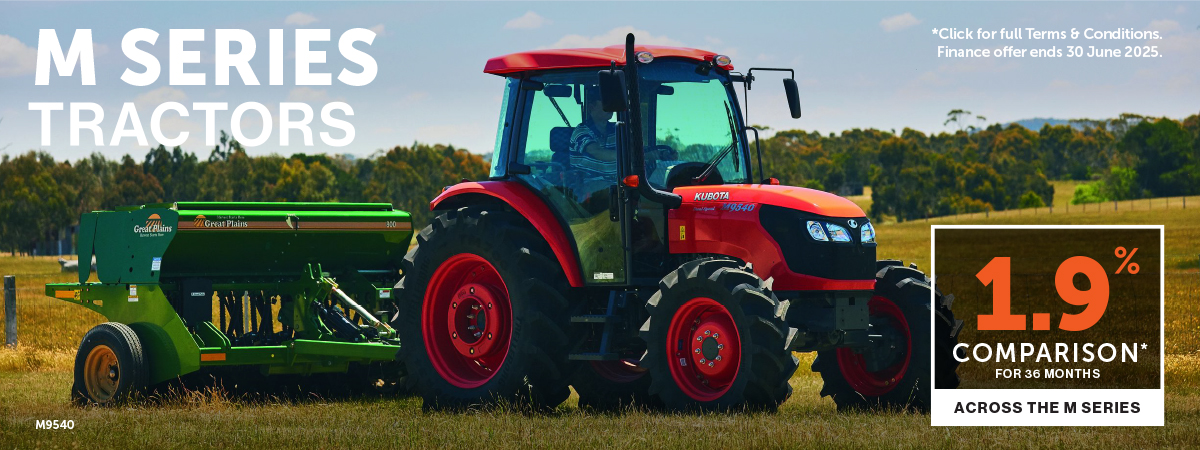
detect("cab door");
top-left (508, 72), bottom-right (628, 285)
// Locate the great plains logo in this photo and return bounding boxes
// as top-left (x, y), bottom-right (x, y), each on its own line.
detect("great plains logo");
top-left (693, 191), bottom-right (730, 201)
top-left (847, 219), bottom-right (858, 228)
top-left (195, 215), bottom-right (249, 228)
top-left (133, 213), bottom-right (172, 235)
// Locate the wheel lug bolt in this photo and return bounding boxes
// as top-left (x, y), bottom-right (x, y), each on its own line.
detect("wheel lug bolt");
top-left (718, 344), bottom-right (724, 350)
top-left (487, 303), bottom-right (493, 309)
top-left (469, 348), bottom-right (475, 354)
top-left (452, 302), bottom-right (458, 309)
top-left (487, 333), bottom-right (493, 340)
top-left (694, 348), bottom-right (700, 354)
top-left (704, 330), bottom-right (711, 336)
top-left (699, 358), bottom-right (706, 364)
top-left (452, 332), bottom-right (458, 339)
top-left (470, 287), bottom-right (475, 294)
top-left (713, 333), bottom-right (719, 338)
top-left (715, 356), bottom-right (722, 361)
top-left (696, 336), bottom-right (702, 341)
top-left (708, 362), bottom-right (714, 367)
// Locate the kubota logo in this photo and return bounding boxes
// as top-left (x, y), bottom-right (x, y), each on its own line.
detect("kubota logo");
top-left (194, 215), bottom-right (206, 227)
top-left (133, 213), bottom-right (172, 234)
top-left (693, 191), bottom-right (730, 201)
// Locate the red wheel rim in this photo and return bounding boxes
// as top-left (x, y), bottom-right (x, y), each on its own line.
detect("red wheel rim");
top-left (422, 253), bottom-right (512, 389)
top-left (836, 295), bottom-right (911, 396)
top-left (666, 297), bottom-right (741, 402)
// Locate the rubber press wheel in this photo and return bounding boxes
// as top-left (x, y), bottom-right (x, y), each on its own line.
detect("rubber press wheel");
top-left (396, 206), bottom-right (573, 410)
top-left (812, 261), bottom-right (961, 412)
top-left (72, 322), bottom-right (149, 405)
top-left (638, 258), bottom-right (798, 411)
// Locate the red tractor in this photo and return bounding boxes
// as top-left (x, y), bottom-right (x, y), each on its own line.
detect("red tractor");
top-left (396, 34), bottom-right (961, 411)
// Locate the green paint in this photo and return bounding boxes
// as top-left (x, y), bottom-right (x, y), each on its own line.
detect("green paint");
top-left (46, 201), bottom-right (412, 384)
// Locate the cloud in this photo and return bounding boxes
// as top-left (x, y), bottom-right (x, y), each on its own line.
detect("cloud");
top-left (285, 12), bottom-right (318, 26)
top-left (0, 35), bottom-right (36, 77)
top-left (880, 13), bottom-right (921, 32)
top-left (369, 24), bottom-right (386, 36)
top-left (544, 26), bottom-right (684, 49)
top-left (1147, 19), bottom-right (1181, 33)
top-left (504, 11), bottom-right (548, 30)
top-left (133, 87), bottom-right (188, 110)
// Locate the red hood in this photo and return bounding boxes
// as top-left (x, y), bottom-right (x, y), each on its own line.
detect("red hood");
top-left (674, 184), bottom-right (865, 218)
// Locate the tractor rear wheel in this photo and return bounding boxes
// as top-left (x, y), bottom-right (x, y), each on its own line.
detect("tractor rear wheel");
top-left (639, 258), bottom-right (798, 411)
top-left (396, 206), bottom-right (572, 409)
top-left (812, 261), bottom-right (961, 412)
top-left (72, 322), bottom-right (148, 405)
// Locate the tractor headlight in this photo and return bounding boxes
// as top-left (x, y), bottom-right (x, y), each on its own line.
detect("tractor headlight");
top-left (825, 223), bottom-right (852, 242)
top-left (860, 222), bottom-right (876, 244)
top-left (806, 221), bottom-right (828, 241)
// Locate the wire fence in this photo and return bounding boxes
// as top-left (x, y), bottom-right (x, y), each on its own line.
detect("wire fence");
top-left (922, 195), bottom-right (1200, 223)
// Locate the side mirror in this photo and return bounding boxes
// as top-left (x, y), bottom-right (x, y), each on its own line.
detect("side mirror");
top-left (597, 69), bottom-right (628, 112)
top-left (783, 78), bottom-right (802, 119)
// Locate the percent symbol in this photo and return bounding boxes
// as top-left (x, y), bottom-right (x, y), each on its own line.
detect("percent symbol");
top-left (1114, 246), bottom-right (1140, 274)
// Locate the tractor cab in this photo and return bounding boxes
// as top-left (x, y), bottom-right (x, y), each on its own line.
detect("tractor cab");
top-left (483, 40), bottom-right (801, 286)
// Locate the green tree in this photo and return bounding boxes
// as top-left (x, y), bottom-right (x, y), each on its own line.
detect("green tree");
top-left (1018, 191), bottom-right (1046, 208)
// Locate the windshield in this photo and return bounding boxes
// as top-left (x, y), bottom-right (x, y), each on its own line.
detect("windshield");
top-left (639, 60), bottom-right (750, 187)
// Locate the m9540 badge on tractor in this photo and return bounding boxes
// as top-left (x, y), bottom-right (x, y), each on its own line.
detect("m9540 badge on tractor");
top-left (396, 33), bottom-right (962, 411)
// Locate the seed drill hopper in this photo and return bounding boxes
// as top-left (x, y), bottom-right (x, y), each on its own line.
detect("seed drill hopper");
top-left (46, 202), bottom-right (412, 404)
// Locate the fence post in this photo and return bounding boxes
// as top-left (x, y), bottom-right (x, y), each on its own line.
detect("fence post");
top-left (4, 276), bottom-right (15, 347)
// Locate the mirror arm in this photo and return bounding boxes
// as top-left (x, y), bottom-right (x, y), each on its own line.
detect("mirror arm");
top-left (745, 126), bottom-right (764, 183)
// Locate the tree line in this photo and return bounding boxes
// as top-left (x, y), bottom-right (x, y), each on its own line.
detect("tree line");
top-left (2, 112), bottom-right (1197, 252)
top-left (759, 112), bottom-right (1200, 221)
top-left (0, 133), bottom-right (487, 254)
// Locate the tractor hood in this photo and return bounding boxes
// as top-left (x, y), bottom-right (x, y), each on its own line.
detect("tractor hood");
top-left (674, 184), bottom-right (866, 218)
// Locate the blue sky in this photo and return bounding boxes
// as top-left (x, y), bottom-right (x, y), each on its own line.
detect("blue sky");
top-left (1, 1), bottom-right (1197, 161)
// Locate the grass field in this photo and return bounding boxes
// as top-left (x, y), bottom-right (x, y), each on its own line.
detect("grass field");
top-left (2, 203), bottom-right (1199, 448)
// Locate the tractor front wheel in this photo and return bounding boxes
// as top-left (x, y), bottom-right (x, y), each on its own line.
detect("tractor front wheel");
top-left (72, 322), bottom-right (148, 405)
top-left (639, 258), bottom-right (798, 411)
top-left (813, 261), bottom-right (961, 412)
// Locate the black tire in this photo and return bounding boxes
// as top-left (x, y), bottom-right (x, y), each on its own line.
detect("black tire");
top-left (639, 258), bottom-right (799, 411)
top-left (812, 261), bottom-right (961, 412)
top-left (570, 360), bottom-right (659, 411)
top-left (396, 206), bottom-right (572, 410)
top-left (72, 322), bottom-right (149, 405)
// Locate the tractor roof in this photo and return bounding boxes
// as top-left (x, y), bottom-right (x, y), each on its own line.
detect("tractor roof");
top-left (483, 45), bottom-right (729, 75)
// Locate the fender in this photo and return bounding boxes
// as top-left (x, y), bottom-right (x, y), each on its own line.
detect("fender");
top-left (430, 181), bottom-right (584, 287)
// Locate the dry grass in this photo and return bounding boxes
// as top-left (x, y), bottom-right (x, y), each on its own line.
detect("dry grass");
top-left (1, 203), bottom-right (1199, 447)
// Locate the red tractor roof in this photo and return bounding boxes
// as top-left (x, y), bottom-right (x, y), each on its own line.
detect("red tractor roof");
top-left (483, 45), bottom-right (729, 75)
